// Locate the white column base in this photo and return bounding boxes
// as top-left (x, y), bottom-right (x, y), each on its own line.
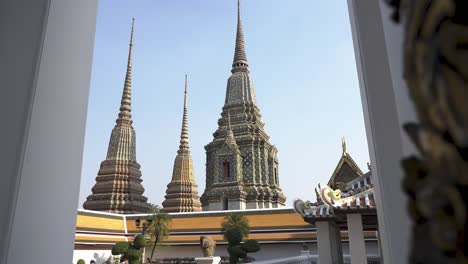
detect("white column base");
top-left (195, 256), bottom-right (221, 264)
top-left (316, 220), bottom-right (344, 264)
top-left (347, 214), bottom-right (367, 264)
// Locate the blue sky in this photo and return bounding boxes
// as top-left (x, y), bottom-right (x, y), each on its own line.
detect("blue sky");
top-left (78, 0), bottom-right (370, 208)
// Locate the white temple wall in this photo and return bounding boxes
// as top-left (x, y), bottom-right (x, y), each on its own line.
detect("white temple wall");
top-left (73, 241), bottom-right (379, 262)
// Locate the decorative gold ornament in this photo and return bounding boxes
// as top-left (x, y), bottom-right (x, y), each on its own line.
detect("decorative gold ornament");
top-left (386, 0), bottom-right (468, 262)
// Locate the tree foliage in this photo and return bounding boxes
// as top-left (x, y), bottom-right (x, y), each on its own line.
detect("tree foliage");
top-left (111, 234), bottom-right (146, 264)
top-left (242, 240), bottom-right (260, 252)
top-left (133, 234), bottom-right (146, 249)
top-left (147, 204), bottom-right (172, 262)
top-left (221, 213), bottom-right (250, 240)
top-left (224, 228), bottom-right (243, 246)
top-left (112, 242), bottom-right (129, 255)
top-left (221, 212), bottom-right (260, 264)
top-left (77, 259), bottom-right (85, 264)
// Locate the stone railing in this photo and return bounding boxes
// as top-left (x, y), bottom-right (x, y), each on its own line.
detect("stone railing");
top-left (152, 255), bottom-right (380, 264)
top-left (252, 255), bottom-right (317, 264)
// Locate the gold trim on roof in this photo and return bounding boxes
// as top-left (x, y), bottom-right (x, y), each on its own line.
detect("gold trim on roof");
top-left (327, 140), bottom-right (364, 187)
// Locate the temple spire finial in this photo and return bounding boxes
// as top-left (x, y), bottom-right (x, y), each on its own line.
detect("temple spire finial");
top-left (231, 0), bottom-right (249, 73)
top-left (342, 137), bottom-right (347, 156)
top-left (178, 75), bottom-right (190, 154)
top-left (117, 18), bottom-right (135, 125)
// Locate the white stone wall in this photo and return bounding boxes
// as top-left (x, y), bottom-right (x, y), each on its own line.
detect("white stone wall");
top-left (73, 241), bottom-right (379, 263)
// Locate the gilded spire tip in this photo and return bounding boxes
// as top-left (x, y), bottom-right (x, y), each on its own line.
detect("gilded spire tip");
top-left (342, 137), bottom-right (347, 156)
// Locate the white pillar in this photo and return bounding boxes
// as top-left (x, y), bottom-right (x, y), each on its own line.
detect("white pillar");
top-left (0, 0), bottom-right (98, 263)
top-left (347, 1), bottom-right (416, 263)
top-left (316, 220), bottom-right (343, 264)
top-left (347, 214), bottom-right (367, 264)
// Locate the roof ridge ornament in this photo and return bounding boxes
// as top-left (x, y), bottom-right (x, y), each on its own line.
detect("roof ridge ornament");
top-left (342, 137), bottom-right (347, 156)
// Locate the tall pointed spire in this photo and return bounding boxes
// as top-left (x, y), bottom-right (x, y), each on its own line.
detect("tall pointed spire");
top-left (232, 0), bottom-right (249, 73)
top-left (202, 1), bottom-right (286, 211)
top-left (162, 75), bottom-right (202, 213)
top-left (117, 17), bottom-right (135, 125)
top-left (83, 18), bottom-right (149, 214)
top-left (178, 75), bottom-right (190, 154)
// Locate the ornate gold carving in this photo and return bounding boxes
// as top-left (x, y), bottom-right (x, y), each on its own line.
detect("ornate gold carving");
top-left (386, 0), bottom-right (468, 262)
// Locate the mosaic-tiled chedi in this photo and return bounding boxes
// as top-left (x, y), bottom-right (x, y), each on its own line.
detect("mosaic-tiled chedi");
top-left (162, 76), bottom-right (202, 212)
top-left (200, 0), bottom-right (286, 210)
top-left (83, 19), bottom-right (149, 214)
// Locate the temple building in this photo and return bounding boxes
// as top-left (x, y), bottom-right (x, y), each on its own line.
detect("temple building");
top-left (327, 138), bottom-right (372, 190)
top-left (73, 141), bottom-right (380, 264)
top-left (200, 0), bottom-right (286, 211)
top-left (162, 76), bottom-right (203, 213)
top-left (292, 140), bottom-right (378, 264)
top-left (83, 19), bottom-right (150, 214)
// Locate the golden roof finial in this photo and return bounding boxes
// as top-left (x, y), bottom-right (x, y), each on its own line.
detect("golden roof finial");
top-left (342, 137), bottom-right (347, 156)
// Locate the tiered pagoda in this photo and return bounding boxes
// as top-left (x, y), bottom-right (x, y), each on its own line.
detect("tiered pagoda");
top-left (162, 76), bottom-right (202, 213)
top-left (201, 0), bottom-right (286, 210)
top-left (83, 19), bottom-right (150, 214)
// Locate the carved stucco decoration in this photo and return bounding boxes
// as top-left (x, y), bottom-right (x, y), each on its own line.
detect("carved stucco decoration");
top-left (293, 183), bottom-right (375, 217)
top-left (385, 0), bottom-right (468, 262)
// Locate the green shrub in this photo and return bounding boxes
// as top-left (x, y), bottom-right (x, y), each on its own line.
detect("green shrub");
top-left (77, 259), bottom-right (85, 264)
top-left (242, 239), bottom-right (260, 252)
top-left (125, 247), bottom-right (142, 264)
top-left (111, 235), bottom-right (147, 264)
top-left (112, 242), bottom-right (130, 255)
top-left (224, 231), bottom-right (261, 264)
top-left (133, 234), bottom-right (146, 249)
top-left (225, 228), bottom-right (243, 246)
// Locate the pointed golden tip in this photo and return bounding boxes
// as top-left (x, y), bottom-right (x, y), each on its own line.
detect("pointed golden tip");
top-left (342, 137), bottom-right (347, 155)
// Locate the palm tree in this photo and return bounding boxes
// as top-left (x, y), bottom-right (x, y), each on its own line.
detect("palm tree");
top-left (221, 212), bottom-right (250, 241)
top-left (146, 204), bottom-right (172, 263)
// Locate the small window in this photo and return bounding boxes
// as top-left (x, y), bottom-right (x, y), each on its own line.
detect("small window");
top-left (223, 160), bottom-right (230, 178)
top-left (223, 197), bottom-right (229, 210)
